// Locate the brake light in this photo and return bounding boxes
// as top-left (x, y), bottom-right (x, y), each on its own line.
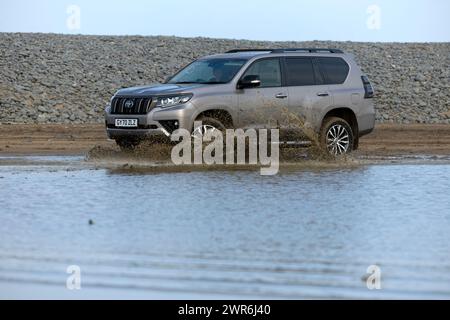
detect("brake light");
top-left (361, 76), bottom-right (374, 99)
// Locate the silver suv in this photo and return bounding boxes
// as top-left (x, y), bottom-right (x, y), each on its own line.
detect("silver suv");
top-left (105, 48), bottom-right (375, 155)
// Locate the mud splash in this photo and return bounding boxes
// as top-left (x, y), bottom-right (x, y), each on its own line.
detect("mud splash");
top-left (86, 141), bottom-right (359, 173)
top-left (86, 109), bottom-right (357, 171)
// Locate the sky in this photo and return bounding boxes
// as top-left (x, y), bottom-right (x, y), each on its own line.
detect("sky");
top-left (0, 0), bottom-right (449, 42)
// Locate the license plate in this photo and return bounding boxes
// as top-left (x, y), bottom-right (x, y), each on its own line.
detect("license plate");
top-left (115, 119), bottom-right (138, 128)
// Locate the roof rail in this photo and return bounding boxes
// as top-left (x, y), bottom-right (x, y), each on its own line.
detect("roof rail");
top-left (226, 49), bottom-right (275, 53)
top-left (272, 48), bottom-right (344, 54)
top-left (225, 48), bottom-right (344, 54)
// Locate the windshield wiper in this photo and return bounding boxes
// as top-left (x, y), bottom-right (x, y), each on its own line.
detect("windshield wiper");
top-left (198, 81), bottom-right (227, 84)
top-left (173, 81), bottom-right (198, 84)
top-left (173, 81), bottom-right (226, 85)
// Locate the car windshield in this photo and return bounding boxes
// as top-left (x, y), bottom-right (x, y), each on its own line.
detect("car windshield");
top-left (168, 58), bottom-right (248, 84)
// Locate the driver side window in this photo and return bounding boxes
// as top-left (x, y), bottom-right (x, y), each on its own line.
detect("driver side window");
top-left (242, 58), bottom-right (282, 88)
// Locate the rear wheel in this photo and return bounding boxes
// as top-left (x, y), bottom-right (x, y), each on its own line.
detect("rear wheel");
top-left (115, 138), bottom-right (141, 150)
top-left (319, 117), bottom-right (354, 156)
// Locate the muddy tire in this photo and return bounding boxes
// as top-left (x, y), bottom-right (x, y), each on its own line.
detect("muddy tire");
top-left (319, 117), bottom-right (354, 156)
top-left (192, 116), bottom-right (226, 137)
top-left (115, 138), bottom-right (141, 150)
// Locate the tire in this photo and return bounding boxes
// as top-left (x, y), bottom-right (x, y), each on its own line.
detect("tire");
top-left (192, 116), bottom-right (226, 137)
top-left (319, 117), bottom-right (354, 156)
top-left (115, 138), bottom-right (141, 150)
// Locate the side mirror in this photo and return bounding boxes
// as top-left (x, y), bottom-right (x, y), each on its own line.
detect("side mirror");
top-left (237, 75), bottom-right (261, 89)
top-left (164, 76), bottom-right (172, 83)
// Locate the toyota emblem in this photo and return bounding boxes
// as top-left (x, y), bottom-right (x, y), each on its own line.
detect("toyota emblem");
top-left (124, 99), bottom-right (134, 109)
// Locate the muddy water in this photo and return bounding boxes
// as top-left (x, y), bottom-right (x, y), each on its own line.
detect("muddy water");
top-left (1, 156), bottom-right (450, 299)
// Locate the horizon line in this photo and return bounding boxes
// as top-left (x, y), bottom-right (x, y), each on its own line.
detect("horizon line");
top-left (1, 31), bottom-right (449, 44)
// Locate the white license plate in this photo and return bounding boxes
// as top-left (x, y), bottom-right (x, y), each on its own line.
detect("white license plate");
top-left (115, 119), bottom-right (138, 128)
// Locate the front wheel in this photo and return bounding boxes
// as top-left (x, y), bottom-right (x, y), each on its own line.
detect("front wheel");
top-left (115, 138), bottom-right (141, 150)
top-left (192, 116), bottom-right (226, 138)
top-left (319, 117), bottom-right (354, 156)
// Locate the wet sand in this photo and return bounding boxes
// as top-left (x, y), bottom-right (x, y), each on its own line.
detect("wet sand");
top-left (0, 123), bottom-right (449, 158)
top-left (0, 124), bottom-right (113, 155)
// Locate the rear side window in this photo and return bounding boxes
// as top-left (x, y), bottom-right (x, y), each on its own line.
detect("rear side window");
top-left (317, 57), bottom-right (349, 84)
top-left (285, 58), bottom-right (315, 86)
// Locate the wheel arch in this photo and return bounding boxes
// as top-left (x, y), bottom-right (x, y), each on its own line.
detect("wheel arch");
top-left (193, 108), bottom-right (234, 128)
top-left (321, 107), bottom-right (359, 150)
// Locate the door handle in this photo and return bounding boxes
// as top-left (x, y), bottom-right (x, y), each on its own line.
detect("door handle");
top-left (317, 92), bottom-right (329, 97)
top-left (275, 93), bottom-right (288, 99)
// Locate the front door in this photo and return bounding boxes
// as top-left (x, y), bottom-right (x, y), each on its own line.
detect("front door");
top-left (237, 58), bottom-right (288, 129)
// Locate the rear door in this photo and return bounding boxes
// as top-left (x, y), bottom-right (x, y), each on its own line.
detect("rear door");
top-left (316, 56), bottom-right (353, 109)
top-left (283, 57), bottom-right (332, 139)
top-left (237, 58), bottom-right (288, 129)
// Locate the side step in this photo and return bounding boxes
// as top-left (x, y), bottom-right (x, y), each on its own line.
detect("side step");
top-left (272, 141), bottom-right (313, 147)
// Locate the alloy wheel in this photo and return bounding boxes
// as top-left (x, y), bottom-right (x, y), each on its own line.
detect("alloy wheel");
top-left (192, 124), bottom-right (218, 139)
top-left (326, 124), bottom-right (350, 155)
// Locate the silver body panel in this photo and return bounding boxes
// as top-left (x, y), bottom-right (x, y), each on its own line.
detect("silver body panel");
top-left (105, 51), bottom-right (375, 141)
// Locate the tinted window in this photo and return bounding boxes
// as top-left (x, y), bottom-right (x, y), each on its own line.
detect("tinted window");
top-left (285, 58), bottom-right (315, 86)
top-left (312, 61), bottom-right (325, 85)
top-left (243, 58), bottom-right (282, 87)
top-left (169, 59), bottom-right (247, 84)
top-left (318, 57), bottom-right (349, 84)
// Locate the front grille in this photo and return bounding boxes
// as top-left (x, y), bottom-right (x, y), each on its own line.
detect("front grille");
top-left (111, 97), bottom-right (153, 115)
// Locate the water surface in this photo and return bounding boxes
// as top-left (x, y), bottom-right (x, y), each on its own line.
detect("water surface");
top-left (0, 157), bottom-right (449, 299)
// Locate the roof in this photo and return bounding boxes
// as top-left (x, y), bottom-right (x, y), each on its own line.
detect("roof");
top-left (199, 48), bottom-right (346, 60)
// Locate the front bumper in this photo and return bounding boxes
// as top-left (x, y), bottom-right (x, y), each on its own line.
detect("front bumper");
top-left (105, 101), bottom-right (196, 140)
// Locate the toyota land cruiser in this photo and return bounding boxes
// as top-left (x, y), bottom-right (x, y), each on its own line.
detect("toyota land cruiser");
top-left (105, 48), bottom-right (375, 155)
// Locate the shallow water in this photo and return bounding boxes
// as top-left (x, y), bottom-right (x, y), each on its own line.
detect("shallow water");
top-left (0, 156), bottom-right (450, 299)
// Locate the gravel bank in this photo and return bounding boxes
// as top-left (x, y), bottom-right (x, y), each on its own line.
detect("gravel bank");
top-left (0, 33), bottom-right (449, 124)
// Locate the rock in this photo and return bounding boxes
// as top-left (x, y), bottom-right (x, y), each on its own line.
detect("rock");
top-left (37, 106), bottom-right (47, 113)
top-left (0, 33), bottom-right (449, 124)
top-left (441, 111), bottom-right (450, 119)
top-left (419, 101), bottom-right (427, 108)
top-left (37, 114), bottom-right (47, 123)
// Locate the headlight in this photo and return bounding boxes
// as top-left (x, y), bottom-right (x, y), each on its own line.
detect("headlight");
top-left (156, 94), bottom-right (193, 108)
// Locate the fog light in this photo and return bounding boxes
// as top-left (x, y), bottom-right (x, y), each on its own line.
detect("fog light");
top-left (159, 120), bottom-right (180, 134)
